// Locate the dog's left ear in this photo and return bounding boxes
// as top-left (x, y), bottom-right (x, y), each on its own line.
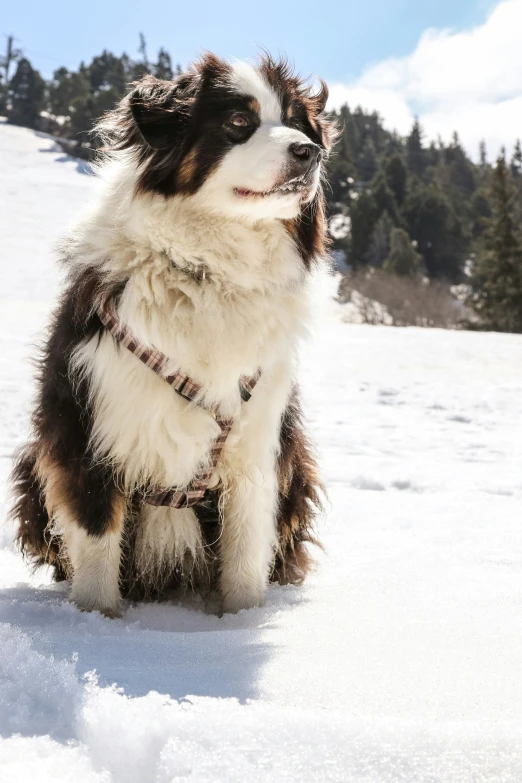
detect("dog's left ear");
top-left (309, 79), bottom-right (329, 115)
top-left (309, 79), bottom-right (339, 152)
top-left (129, 75), bottom-right (197, 150)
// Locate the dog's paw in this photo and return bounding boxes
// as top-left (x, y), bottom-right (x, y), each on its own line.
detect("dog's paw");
top-left (72, 602), bottom-right (122, 619)
top-left (99, 606), bottom-right (123, 619)
top-left (70, 590), bottom-right (122, 619)
top-left (221, 589), bottom-right (265, 614)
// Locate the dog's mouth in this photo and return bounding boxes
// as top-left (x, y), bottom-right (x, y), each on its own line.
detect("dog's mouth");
top-left (233, 176), bottom-right (311, 199)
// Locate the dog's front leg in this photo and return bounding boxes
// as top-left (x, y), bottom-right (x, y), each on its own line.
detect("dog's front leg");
top-left (219, 463), bottom-right (278, 613)
top-left (41, 457), bottom-right (125, 617)
top-left (64, 522), bottom-right (124, 617)
top-left (219, 361), bottom-right (292, 613)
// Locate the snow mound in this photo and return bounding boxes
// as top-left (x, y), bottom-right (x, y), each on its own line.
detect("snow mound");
top-left (2, 624), bottom-right (522, 783)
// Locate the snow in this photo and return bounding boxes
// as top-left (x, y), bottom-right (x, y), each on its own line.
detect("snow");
top-left (1, 122), bottom-right (522, 782)
top-left (328, 212), bottom-right (351, 240)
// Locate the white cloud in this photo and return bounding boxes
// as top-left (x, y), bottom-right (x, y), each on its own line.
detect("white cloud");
top-left (327, 0), bottom-right (522, 160)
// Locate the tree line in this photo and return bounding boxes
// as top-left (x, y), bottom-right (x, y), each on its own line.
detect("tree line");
top-left (0, 35), bottom-right (179, 142)
top-left (326, 105), bottom-right (522, 331)
top-left (1, 38), bottom-right (521, 332)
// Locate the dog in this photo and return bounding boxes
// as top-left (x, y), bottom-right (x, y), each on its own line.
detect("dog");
top-left (10, 53), bottom-right (336, 615)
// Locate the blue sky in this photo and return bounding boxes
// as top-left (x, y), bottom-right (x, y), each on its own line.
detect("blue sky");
top-left (2, 0), bottom-right (495, 82)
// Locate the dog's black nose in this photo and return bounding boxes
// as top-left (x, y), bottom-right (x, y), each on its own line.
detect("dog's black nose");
top-left (289, 141), bottom-right (322, 167)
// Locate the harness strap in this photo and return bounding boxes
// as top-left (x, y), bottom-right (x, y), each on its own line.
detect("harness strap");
top-left (96, 296), bottom-right (261, 509)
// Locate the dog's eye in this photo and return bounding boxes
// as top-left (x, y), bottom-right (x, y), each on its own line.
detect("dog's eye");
top-left (230, 114), bottom-right (249, 128)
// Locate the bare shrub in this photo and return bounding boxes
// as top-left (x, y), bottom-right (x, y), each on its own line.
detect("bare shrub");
top-left (338, 268), bottom-right (470, 328)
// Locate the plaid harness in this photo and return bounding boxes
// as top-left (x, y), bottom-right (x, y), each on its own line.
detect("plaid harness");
top-left (96, 296), bottom-right (261, 509)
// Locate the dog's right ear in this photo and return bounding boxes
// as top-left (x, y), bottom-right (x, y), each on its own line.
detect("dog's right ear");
top-left (128, 75), bottom-right (197, 151)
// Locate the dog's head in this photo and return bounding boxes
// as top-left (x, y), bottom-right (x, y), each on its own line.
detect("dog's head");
top-left (98, 53), bottom-right (336, 222)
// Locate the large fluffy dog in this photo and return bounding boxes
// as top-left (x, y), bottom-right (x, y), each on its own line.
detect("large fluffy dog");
top-left (11, 53), bottom-right (336, 615)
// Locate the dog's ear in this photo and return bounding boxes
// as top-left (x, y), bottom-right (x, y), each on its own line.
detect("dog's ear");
top-left (307, 80), bottom-right (339, 153)
top-left (129, 75), bottom-right (197, 150)
top-left (309, 78), bottom-right (329, 115)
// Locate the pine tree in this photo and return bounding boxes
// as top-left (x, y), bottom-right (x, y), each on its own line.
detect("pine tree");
top-left (349, 190), bottom-right (379, 266)
top-left (138, 33), bottom-right (149, 70)
top-left (357, 136), bottom-right (377, 182)
top-left (385, 154), bottom-right (407, 206)
top-left (371, 172), bottom-right (402, 226)
top-left (471, 190), bottom-right (492, 239)
top-left (406, 119), bottom-right (427, 177)
top-left (469, 154), bottom-right (522, 332)
top-left (510, 140), bottom-right (522, 178)
top-left (8, 57), bottom-right (45, 128)
top-left (479, 140), bottom-right (487, 167)
top-left (383, 228), bottom-right (421, 277)
top-left (49, 67), bottom-right (91, 120)
top-left (426, 141), bottom-right (440, 168)
top-left (444, 136), bottom-right (476, 197)
top-left (88, 51), bottom-right (127, 122)
top-left (406, 182), bottom-right (465, 279)
top-left (0, 35), bottom-right (22, 112)
top-left (366, 212), bottom-right (393, 267)
top-left (328, 154), bottom-right (354, 204)
top-left (154, 48), bottom-right (174, 80)
top-left (89, 51), bottom-right (126, 94)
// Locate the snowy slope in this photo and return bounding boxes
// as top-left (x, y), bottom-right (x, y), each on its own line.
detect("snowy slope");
top-left (1, 122), bottom-right (522, 783)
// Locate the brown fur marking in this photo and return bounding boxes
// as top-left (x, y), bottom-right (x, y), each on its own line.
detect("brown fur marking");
top-left (37, 453), bottom-right (125, 536)
top-left (177, 146), bottom-right (199, 188)
top-left (272, 385), bottom-right (325, 585)
top-left (36, 454), bottom-right (72, 521)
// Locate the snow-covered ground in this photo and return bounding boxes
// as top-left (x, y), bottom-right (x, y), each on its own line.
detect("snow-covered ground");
top-left (1, 122), bottom-right (522, 783)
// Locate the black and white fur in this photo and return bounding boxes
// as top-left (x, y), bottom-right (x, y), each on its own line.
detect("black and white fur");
top-left (11, 54), bottom-right (336, 615)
